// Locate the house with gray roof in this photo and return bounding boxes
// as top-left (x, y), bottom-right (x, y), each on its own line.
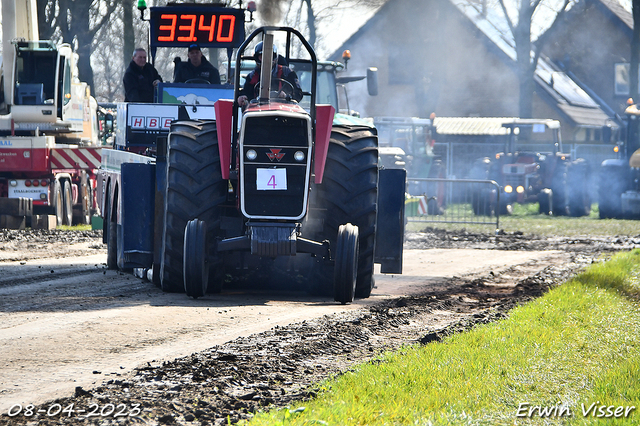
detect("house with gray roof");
top-left (541, 0), bottom-right (633, 125)
top-left (330, 0), bottom-right (619, 143)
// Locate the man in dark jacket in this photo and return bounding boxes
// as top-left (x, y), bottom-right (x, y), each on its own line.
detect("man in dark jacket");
top-left (173, 44), bottom-right (221, 84)
top-left (237, 42), bottom-right (303, 107)
top-left (123, 48), bottom-right (162, 102)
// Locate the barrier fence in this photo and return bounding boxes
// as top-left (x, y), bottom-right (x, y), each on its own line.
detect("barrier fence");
top-left (405, 178), bottom-right (501, 230)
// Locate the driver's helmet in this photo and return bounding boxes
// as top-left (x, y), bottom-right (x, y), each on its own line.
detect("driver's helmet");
top-left (254, 41), bottom-right (277, 63)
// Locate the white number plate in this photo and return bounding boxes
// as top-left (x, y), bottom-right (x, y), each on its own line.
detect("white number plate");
top-left (256, 168), bottom-right (287, 190)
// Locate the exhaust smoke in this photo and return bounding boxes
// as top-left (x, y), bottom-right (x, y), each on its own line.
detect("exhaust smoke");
top-left (259, 0), bottom-right (287, 25)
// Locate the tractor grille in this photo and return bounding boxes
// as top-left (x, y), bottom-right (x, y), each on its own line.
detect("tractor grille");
top-left (503, 174), bottom-right (525, 187)
top-left (240, 113), bottom-right (312, 220)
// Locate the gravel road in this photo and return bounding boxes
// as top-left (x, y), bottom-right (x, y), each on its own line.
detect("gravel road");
top-left (0, 228), bottom-right (637, 425)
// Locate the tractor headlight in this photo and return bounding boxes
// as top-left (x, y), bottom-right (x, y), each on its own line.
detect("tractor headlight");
top-left (246, 149), bottom-right (257, 161)
top-left (9, 180), bottom-right (17, 187)
top-left (294, 151), bottom-right (305, 162)
top-left (504, 185), bottom-right (513, 193)
top-left (516, 186), bottom-right (525, 193)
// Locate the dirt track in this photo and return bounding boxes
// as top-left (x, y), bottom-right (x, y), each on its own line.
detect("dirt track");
top-left (0, 228), bottom-right (637, 425)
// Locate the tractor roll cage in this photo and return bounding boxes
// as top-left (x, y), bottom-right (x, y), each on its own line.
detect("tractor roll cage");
top-left (231, 26), bottom-right (318, 168)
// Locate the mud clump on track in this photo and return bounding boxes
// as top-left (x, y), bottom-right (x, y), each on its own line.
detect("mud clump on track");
top-left (0, 229), bottom-right (103, 261)
top-left (406, 227), bottom-right (640, 253)
top-left (0, 229), bottom-right (101, 245)
top-left (1, 229), bottom-right (639, 425)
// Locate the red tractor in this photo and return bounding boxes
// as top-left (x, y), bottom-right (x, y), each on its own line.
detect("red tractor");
top-left (171, 29), bottom-right (404, 303)
top-left (99, 17), bottom-right (405, 304)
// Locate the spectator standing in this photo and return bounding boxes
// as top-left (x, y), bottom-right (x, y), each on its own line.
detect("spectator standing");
top-left (123, 48), bottom-right (162, 103)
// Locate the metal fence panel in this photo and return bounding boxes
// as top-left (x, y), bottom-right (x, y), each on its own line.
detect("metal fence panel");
top-left (433, 142), bottom-right (619, 180)
top-left (405, 178), bottom-right (500, 230)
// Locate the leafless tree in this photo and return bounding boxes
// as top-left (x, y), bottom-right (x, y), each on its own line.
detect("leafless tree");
top-left (36, 0), bottom-right (120, 95)
top-left (275, 0), bottom-right (384, 55)
top-left (497, 0), bottom-right (572, 118)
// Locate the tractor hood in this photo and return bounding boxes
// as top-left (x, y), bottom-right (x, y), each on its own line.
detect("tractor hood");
top-left (333, 112), bottom-right (374, 128)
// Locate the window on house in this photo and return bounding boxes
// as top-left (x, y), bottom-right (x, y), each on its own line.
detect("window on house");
top-left (615, 63), bottom-right (629, 96)
top-left (614, 63), bottom-right (640, 96)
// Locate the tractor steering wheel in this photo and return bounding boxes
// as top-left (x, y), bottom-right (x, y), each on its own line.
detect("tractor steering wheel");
top-left (184, 78), bottom-right (210, 84)
top-left (270, 78), bottom-right (296, 100)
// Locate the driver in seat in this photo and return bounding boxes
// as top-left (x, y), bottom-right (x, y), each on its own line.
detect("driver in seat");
top-left (237, 42), bottom-right (303, 107)
top-left (173, 44), bottom-right (221, 84)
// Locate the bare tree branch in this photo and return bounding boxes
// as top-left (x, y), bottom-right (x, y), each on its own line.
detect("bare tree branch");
top-left (498, 0), bottom-right (516, 37)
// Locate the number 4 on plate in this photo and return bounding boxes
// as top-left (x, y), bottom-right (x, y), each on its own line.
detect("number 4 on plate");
top-left (257, 168), bottom-right (287, 190)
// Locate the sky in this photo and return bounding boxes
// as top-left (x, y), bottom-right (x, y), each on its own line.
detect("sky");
top-left (252, 0), bottom-right (383, 58)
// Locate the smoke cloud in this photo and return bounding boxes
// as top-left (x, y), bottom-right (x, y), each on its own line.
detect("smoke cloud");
top-left (259, 0), bottom-right (288, 25)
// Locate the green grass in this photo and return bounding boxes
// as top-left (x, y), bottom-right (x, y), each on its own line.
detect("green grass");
top-left (55, 224), bottom-right (93, 231)
top-left (246, 250), bottom-right (640, 425)
top-left (405, 203), bottom-right (640, 237)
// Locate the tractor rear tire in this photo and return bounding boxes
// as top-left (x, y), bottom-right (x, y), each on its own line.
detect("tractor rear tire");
top-left (183, 219), bottom-right (209, 298)
top-left (471, 188), bottom-right (494, 216)
top-left (538, 188), bottom-right (553, 215)
top-left (159, 120), bottom-right (227, 293)
top-left (314, 125), bottom-right (378, 299)
top-left (567, 159), bottom-right (591, 217)
top-left (551, 162), bottom-right (570, 216)
top-left (333, 223), bottom-right (359, 305)
top-left (598, 160), bottom-right (628, 219)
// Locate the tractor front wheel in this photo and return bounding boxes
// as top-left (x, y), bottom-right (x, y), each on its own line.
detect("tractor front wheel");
top-left (333, 223), bottom-right (359, 305)
top-left (183, 219), bottom-right (209, 298)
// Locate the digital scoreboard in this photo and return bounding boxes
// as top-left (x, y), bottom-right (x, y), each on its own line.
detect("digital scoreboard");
top-left (149, 6), bottom-right (245, 49)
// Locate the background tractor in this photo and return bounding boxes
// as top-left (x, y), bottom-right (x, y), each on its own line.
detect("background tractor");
top-left (598, 102), bottom-right (640, 219)
top-left (375, 116), bottom-right (445, 213)
top-left (468, 119), bottom-right (591, 217)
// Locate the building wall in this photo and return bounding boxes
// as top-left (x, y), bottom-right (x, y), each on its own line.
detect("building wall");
top-left (542, 0), bottom-right (631, 116)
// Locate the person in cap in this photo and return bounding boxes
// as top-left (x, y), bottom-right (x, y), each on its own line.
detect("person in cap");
top-left (237, 41), bottom-right (303, 107)
top-left (173, 44), bottom-right (221, 84)
top-left (123, 48), bottom-right (162, 102)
